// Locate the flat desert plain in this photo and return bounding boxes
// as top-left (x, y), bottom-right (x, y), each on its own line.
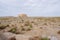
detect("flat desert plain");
top-left (0, 14), bottom-right (60, 40)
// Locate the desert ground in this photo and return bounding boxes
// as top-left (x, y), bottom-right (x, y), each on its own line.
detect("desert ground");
top-left (0, 14), bottom-right (60, 40)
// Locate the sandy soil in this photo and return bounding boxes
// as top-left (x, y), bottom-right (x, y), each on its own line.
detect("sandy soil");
top-left (0, 15), bottom-right (60, 40)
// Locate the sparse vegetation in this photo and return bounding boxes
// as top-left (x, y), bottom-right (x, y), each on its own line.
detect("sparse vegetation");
top-left (8, 28), bottom-right (16, 33)
top-left (0, 18), bottom-right (9, 20)
top-left (41, 37), bottom-right (50, 40)
top-left (29, 36), bottom-right (50, 40)
top-left (26, 24), bottom-right (32, 31)
top-left (40, 27), bottom-right (43, 29)
top-left (43, 23), bottom-right (47, 25)
top-left (0, 15), bottom-right (60, 40)
top-left (29, 36), bottom-right (41, 40)
top-left (0, 25), bottom-right (6, 29)
top-left (57, 30), bottom-right (60, 34)
top-left (0, 24), bottom-right (9, 29)
top-left (21, 24), bottom-right (32, 31)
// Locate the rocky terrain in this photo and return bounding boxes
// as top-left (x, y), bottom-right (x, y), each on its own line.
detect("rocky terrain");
top-left (0, 14), bottom-right (60, 40)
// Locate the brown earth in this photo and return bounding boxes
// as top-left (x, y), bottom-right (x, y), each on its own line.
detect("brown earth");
top-left (0, 14), bottom-right (60, 40)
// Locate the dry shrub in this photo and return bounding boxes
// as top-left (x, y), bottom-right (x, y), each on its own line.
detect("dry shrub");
top-left (29, 36), bottom-right (50, 40)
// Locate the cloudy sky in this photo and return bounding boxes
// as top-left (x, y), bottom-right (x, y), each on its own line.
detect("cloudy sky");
top-left (0, 0), bottom-right (60, 17)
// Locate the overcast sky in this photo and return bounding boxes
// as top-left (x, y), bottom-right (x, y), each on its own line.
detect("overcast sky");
top-left (0, 0), bottom-right (60, 17)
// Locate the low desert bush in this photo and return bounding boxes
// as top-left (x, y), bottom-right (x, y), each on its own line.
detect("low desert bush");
top-left (29, 37), bottom-right (50, 40)
top-left (0, 24), bottom-right (9, 29)
top-left (41, 37), bottom-right (50, 40)
top-left (8, 28), bottom-right (16, 33)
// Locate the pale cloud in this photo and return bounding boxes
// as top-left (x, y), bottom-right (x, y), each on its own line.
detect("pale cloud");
top-left (0, 0), bottom-right (60, 16)
top-left (26, 0), bottom-right (60, 15)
